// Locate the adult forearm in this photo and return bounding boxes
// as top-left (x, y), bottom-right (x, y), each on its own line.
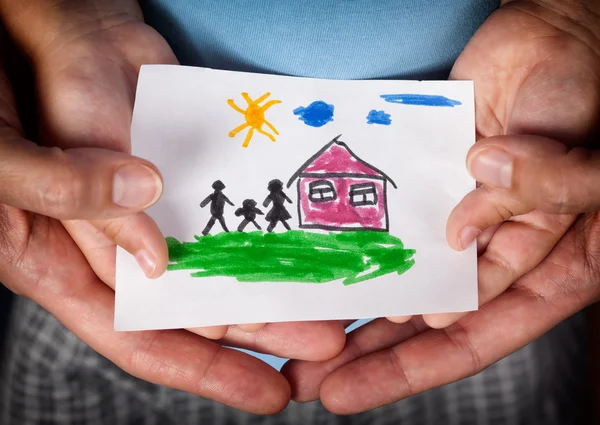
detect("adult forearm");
top-left (0, 0), bottom-right (143, 62)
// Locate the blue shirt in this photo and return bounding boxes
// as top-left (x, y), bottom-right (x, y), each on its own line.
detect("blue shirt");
top-left (140, 0), bottom-right (499, 80)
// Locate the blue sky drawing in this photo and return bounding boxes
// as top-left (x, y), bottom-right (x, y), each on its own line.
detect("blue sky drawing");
top-left (366, 109), bottom-right (392, 125)
top-left (293, 100), bottom-right (334, 127)
top-left (381, 94), bottom-right (462, 107)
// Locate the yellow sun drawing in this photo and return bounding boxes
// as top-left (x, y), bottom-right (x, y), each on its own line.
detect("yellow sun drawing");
top-left (227, 92), bottom-right (282, 148)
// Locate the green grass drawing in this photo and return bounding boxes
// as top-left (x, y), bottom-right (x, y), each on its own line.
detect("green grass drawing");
top-left (167, 230), bottom-right (416, 285)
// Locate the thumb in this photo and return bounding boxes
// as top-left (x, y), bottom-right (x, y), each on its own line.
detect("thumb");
top-left (469, 135), bottom-right (600, 213)
top-left (447, 135), bottom-right (599, 250)
top-left (0, 137), bottom-right (163, 220)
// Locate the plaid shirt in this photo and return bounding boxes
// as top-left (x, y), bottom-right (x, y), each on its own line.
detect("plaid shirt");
top-left (0, 298), bottom-right (590, 425)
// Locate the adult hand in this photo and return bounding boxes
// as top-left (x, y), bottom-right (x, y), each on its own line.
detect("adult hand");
top-left (283, 0), bottom-right (600, 413)
top-left (0, 1), bottom-right (346, 413)
top-left (3, 0), bottom-right (271, 338)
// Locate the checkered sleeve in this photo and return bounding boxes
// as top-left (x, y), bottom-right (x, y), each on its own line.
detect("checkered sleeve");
top-left (0, 297), bottom-right (590, 425)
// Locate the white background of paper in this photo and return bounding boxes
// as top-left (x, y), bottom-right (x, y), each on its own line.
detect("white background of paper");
top-left (115, 65), bottom-right (477, 330)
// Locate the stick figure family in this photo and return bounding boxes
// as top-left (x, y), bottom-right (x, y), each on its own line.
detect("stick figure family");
top-left (200, 179), bottom-right (293, 235)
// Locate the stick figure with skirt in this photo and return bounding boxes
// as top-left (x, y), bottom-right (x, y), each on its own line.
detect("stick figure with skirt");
top-left (263, 179), bottom-right (293, 232)
top-left (200, 180), bottom-right (234, 235)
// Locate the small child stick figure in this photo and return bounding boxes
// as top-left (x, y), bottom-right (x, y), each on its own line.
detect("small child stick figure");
top-left (235, 199), bottom-right (264, 232)
top-left (200, 180), bottom-right (234, 235)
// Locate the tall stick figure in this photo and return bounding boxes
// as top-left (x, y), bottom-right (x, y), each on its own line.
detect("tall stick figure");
top-left (200, 180), bottom-right (234, 235)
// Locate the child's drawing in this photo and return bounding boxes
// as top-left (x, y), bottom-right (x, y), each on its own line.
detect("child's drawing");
top-left (263, 179), bottom-right (293, 232)
top-left (228, 92), bottom-right (281, 147)
top-left (293, 100), bottom-right (334, 127)
top-left (366, 110), bottom-right (392, 125)
top-left (286, 135), bottom-right (396, 232)
top-left (381, 94), bottom-right (462, 107)
top-left (116, 65), bottom-right (478, 330)
top-left (166, 231), bottom-right (415, 285)
top-left (166, 135), bottom-right (413, 285)
top-left (200, 180), bottom-right (234, 235)
top-left (235, 199), bottom-right (264, 232)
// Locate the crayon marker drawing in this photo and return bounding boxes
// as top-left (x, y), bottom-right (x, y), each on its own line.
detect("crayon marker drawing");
top-left (286, 135), bottom-right (396, 232)
top-left (228, 92), bottom-right (281, 147)
top-left (293, 100), bottom-right (334, 127)
top-left (167, 231), bottom-right (415, 285)
top-left (380, 94), bottom-right (462, 107)
top-left (167, 135), bottom-right (415, 285)
top-left (366, 110), bottom-right (392, 125)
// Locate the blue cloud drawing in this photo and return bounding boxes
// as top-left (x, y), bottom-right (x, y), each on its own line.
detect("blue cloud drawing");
top-left (366, 110), bottom-right (391, 125)
top-left (381, 94), bottom-right (462, 107)
top-left (293, 101), bottom-right (334, 127)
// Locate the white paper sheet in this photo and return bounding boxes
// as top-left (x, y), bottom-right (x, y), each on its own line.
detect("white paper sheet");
top-left (114, 65), bottom-right (477, 330)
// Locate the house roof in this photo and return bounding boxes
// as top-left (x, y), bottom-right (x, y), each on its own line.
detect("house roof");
top-left (286, 135), bottom-right (397, 188)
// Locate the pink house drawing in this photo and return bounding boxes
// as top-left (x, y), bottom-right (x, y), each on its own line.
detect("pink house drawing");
top-left (286, 135), bottom-right (397, 232)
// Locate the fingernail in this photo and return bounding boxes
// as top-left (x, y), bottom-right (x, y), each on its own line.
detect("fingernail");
top-left (469, 148), bottom-right (513, 188)
top-left (387, 315), bottom-right (412, 324)
top-left (135, 250), bottom-right (156, 277)
top-left (458, 226), bottom-right (481, 250)
top-left (113, 164), bottom-right (162, 208)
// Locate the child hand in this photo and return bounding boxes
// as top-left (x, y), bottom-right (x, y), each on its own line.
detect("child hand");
top-left (0, 3), bottom-right (271, 341)
top-left (0, 11), bottom-right (345, 412)
top-left (428, 135), bottom-right (599, 327)
top-left (386, 0), bottom-right (600, 328)
top-left (448, 135), bottom-right (600, 248)
top-left (45, 12), bottom-right (271, 339)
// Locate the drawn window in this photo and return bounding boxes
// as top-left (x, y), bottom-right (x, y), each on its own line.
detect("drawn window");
top-left (308, 180), bottom-right (337, 202)
top-left (349, 183), bottom-right (378, 207)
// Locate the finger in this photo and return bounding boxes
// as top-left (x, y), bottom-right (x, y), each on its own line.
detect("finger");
top-left (448, 136), bottom-right (600, 250)
top-left (62, 219), bottom-right (117, 286)
top-left (236, 323), bottom-right (267, 333)
top-left (318, 228), bottom-right (595, 414)
top-left (89, 213), bottom-right (168, 278)
top-left (0, 209), bottom-right (290, 414)
top-left (282, 318), bottom-right (429, 402)
top-left (0, 141), bottom-right (163, 220)
top-left (63, 214), bottom-right (167, 280)
top-left (447, 185), bottom-right (523, 250)
top-left (427, 210), bottom-right (575, 328)
top-left (221, 321), bottom-right (347, 362)
top-left (476, 223), bottom-right (501, 255)
top-left (468, 136), bottom-right (600, 212)
top-left (188, 326), bottom-right (230, 340)
top-left (385, 315), bottom-right (412, 324)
